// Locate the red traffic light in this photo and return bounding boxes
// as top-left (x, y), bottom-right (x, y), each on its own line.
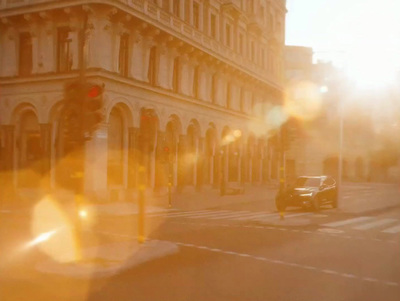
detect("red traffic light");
top-left (87, 85), bottom-right (102, 98)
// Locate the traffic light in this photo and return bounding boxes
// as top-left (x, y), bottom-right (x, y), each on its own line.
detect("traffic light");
top-left (63, 79), bottom-right (104, 144)
top-left (82, 83), bottom-right (104, 139)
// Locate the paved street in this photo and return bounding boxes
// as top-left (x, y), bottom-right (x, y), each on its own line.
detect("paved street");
top-left (1, 183), bottom-right (400, 301)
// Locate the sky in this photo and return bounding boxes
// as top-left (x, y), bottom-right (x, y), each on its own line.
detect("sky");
top-left (285, 0), bottom-right (400, 88)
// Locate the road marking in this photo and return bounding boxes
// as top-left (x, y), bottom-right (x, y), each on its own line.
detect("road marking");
top-left (323, 216), bottom-right (375, 227)
top-left (188, 210), bottom-right (237, 219)
top-left (211, 211), bottom-right (281, 220)
top-left (260, 212), bottom-right (313, 222)
top-left (363, 277), bottom-right (379, 283)
top-left (233, 212), bottom-right (277, 221)
top-left (148, 209), bottom-right (213, 217)
top-left (173, 240), bottom-right (400, 286)
top-left (208, 211), bottom-right (252, 220)
top-left (342, 273), bottom-right (357, 279)
top-left (280, 212), bottom-right (313, 218)
top-left (168, 210), bottom-right (232, 218)
top-left (382, 224), bottom-right (400, 234)
top-left (353, 218), bottom-right (398, 230)
top-left (318, 228), bottom-right (344, 234)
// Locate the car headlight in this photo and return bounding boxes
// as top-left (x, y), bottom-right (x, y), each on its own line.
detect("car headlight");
top-left (300, 193), bottom-right (313, 197)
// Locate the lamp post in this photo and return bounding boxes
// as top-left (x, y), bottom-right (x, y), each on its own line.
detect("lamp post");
top-left (338, 99), bottom-right (344, 207)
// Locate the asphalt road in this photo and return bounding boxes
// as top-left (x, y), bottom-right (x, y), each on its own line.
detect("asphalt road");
top-left (1, 185), bottom-right (400, 301)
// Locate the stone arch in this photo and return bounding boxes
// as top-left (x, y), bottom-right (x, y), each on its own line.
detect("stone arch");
top-left (203, 123), bottom-right (218, 187)
top-left (14, 109), bottom-right (42, 188)
top-left (11, 102), bottom-right (38, 125)
top-left (245, 132), bottom-right (256, 183)
top-left (105, 100), bottom-right (134, 128)
top-left (181, 119), bottom-right (201, 187)
top-left (107, 105), bottom-right (130, 188)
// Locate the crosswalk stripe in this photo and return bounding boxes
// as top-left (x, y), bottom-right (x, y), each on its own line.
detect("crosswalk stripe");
top-left (208, 211), bottom-right (258, 220)
top-left (283, 212), bottom-right (313, 218)
top-left (353, 218), bottom-right (398, 230)
top-left (234, 212), bottom-right (277, 221)
top-left (148, 209), bottom-right (212, 217)
top-left (323, 216), bottom-right (375, 228)
top-left (382, 224), bottom-right (400, 234)
top-left (188, 210), bottom-right (240, 219)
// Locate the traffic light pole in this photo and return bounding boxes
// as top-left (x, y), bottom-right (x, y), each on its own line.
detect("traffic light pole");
top-left (137, 153), bottom-right (146, 244)
top-left (168, 161), bottom-right (172, 208)
top-left (279, 126), bottom-right (286, 220)
top-left (73, 11), bottom-right (89, 260)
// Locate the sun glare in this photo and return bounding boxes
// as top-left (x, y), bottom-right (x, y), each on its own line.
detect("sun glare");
top-left (325, 0), bottom-right (400, 89)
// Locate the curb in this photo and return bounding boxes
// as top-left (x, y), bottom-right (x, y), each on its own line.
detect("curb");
top-left (36, 239), bottom-right (179, 279)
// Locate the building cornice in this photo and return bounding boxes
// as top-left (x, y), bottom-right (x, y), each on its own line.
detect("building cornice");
top-left (0, 70), bottom-right (276, 121)
top-left (0, 0), bottom-right (284, 94)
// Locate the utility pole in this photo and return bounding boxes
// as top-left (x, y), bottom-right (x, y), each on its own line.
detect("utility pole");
top-left (279, 126), bottom-right (286, 220)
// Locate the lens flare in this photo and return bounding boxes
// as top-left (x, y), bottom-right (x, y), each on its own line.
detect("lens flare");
top-left (284, 80), bottom-right (323, 121)
top-left (31, 195), bottom-right (80, 263)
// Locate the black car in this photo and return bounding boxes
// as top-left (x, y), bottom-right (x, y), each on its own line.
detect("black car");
top-left (275, 176), bottom-right (338, 211)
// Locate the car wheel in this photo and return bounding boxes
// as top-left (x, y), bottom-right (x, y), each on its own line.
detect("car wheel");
top-left (312, 195), bottom-right (321, 211)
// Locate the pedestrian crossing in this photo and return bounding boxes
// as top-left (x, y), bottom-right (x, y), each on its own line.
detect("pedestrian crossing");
top-left (147, 208), bottom-right (400, 235)
top-left (147, 209), bottom-right (314, 222)
top-left (323, 217), bottom-right (400, 234)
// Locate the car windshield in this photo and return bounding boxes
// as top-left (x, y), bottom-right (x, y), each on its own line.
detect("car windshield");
top-left (295, 177), bottom-right (321, 187)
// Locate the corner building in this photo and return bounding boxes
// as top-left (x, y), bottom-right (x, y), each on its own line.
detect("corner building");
top-left (0, 0), bottom-right (286, 201)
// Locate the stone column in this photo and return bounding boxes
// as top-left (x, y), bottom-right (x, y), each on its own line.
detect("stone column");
top-left (85, 123), bottom-right (108, 200)
top-left (40, 123), bottom-right (51, 189)
top-left (195, 137), bottom-right (204, 190)
top-left (0, 125), bottom-right (16, 207)
top-left (177, 135), bottom-right (187, 191)
top-left (128, 127), bottom-right (138, 189)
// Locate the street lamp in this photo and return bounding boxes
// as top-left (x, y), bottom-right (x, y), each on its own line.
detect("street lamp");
top-left (338, 98), bottom-right (344, 207)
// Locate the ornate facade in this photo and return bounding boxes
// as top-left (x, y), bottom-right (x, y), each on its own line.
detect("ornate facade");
top-left (0, 0), bottom-right (286, 201)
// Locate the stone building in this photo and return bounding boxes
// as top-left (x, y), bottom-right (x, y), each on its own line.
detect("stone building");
top-left (0, 0), bottom-right (286, 202)
top-left (284, 45), bottom-right (372, 182)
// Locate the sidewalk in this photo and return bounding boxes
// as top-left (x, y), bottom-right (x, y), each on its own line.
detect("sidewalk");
top-left (88, 184), bottom-right (278, 216)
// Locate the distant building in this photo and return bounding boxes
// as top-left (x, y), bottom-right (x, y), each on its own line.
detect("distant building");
top-left (284, 45), bottom-right (372, 182)
top-left (0, 0), bottom-right (287, 202)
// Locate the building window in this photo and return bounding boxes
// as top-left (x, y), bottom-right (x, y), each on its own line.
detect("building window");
top-left (118, 34), bottom-right (129, 77)
top-left (162, 0), bottom-right (169, 10)
top-left (226, 82), bottom-right (231, 109)
top-left (261, 48), bottom-right (265, 67)
top-left (184, 0), bottom-right (190, 22)
top-left (251, 41), bottom-right (255, 61)
top-left (212, 73), bottom-right (218, 104)
top-left (225, 23), bottom-right (231, 47)
top-left (193, 65), bottom-right (200, 97)
top-left (57, 27), bottom-right (72, 72)
top-left (240, 87), bottom-right (245, 112)
top-left (173, 0), bottom-right (179, 16)
top-left (238, 33), bottom-right (244, 55)
top-left (148, 46), bottom-right (157, 85)
top-left (193, 2), bottom-right (200, 29)
top-left (173, 57), bottom-right (180, 92)
top-left (210, 14), bottom-right (216, 38)
top-left (19, 32), bottom-right (32, 76)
